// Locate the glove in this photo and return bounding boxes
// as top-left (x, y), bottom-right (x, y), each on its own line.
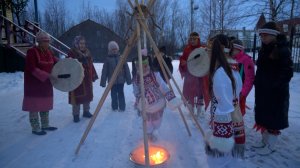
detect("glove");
top-left (167, 97), bottom-right (182, 110)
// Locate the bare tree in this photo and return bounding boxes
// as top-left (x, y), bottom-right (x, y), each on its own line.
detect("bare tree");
top-left (113, 0), bottom-right (131, 39)
top-left (43, 0), bottom-right (71, 38)
top-left (250, 0), bottom-right (296, 21)
top-left (24, 1), bottom-right (41, 24)
top-left (4, 0), bottom-right (29, 26)
top-left (79, 1), bottom-right (93, 21)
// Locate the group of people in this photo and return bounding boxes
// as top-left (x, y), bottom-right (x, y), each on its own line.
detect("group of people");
top-left (22, 21), bottom-right (293, 158)
top-left (22, 32), bottom-right (100, 135)
top-left (22, 32), bottom-right (177, 139)
top-left (179, 21), bottom-right (292, 158)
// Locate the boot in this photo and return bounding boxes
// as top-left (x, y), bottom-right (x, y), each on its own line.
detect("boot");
top-left (42, 127), bottom-right (58, 131)
top-left (29, 112), bottom-right (46, 135)
top-left (73, 115), bottom-right (80, 123)
top-left (83, 111), bottom-right (93, 118)
top-left (40, 111), bottom-right (57, 131)
top-left (255, 133), bottom-right (278, 155)
top-left (32, 130), bottom-right (47, 135)
top-left (252, 131), bottom-right (268, 148)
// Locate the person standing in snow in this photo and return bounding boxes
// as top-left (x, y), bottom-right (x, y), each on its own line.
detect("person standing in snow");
top-left (152, 46), bottom-right (173, 82)
top-left (100, 41), bottom-right (132, 112)
top-left (252, 21), bottom-right (293, 155)
top-left (206, 34), bottom-right (243, 157)
top-left (22, 31), bottom-right (58, 135)
top-left (67, 36), bottom-right (98, 123)
top-left (179, 32), bottom-right (205, 118)
top-left (132, 51), bottom-right (182, 141)
top-left (230, 39), bottom-right (255, 116)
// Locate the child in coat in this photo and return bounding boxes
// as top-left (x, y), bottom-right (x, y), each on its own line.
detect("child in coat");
top-left (132, 51), bottom-right (181, 141)
top-left (100, 41), bottom-right (132, 112)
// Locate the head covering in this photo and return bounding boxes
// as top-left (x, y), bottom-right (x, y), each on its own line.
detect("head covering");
top-left (232, 39), bottom-right (244, 51)
top-left (108, 41), bottom-right (119, 54)
top-left (190, 32), bottom-right (199, 37)
top-left (36, 31), bottom-right (50, 42)
top-left (188, 32), bottom-right (201, 47)
top-left (258, 21), bottom-right (281, 36)
top-left (141, 48), bottom-right (148, 56)
top-left (73, 35), bottom-right (85, 49)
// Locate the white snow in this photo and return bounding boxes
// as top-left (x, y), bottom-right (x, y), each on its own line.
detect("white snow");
top-left (0, 61), bottom-right (300, 168)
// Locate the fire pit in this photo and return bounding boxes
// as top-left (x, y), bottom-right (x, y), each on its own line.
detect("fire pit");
top-left (130, 145), bottom-right (170, 167)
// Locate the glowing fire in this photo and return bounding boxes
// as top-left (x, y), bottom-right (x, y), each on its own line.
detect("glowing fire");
top-left (130, 145), bottom-right (170, 166)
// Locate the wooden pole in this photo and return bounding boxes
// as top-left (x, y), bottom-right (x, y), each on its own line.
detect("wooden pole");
top-left (75, 0), bottom-right (157, 156)
top-left (75, 30), bottom-right (138, 155)
top-left (136, 16), bottom-right (150, 168)
top-left (134, 2), bottom-right (193, 137)
top-left (135, 12), bottom-right (205, 137)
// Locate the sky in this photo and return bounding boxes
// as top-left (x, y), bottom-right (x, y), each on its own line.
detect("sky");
top-left (35, 0), bottom-right (118, 12)
top-left (0, 61), bottom-right (300, 168)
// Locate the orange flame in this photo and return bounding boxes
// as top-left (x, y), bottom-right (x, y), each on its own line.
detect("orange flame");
top-left (130, 145), bottom-right (170, 166)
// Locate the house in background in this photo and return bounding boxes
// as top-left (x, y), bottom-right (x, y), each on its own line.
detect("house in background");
top-left (58, 19), bottom-right (136, 63)
top-left (277, 17), bottom-right (300, 45)
top-left (209, 28), bottom-right (255, 52)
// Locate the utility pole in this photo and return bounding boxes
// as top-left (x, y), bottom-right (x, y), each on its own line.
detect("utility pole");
top-left (221, 0), bottom-right (224, 33)
top-left (190, 0), bottom-right (194, 33)
top-left (34, 0), bottom-right (38, 23)
top-left (190, 0), bottom-right (199, 33)
top-left (209, 0), bottom-right (211, 31)
top-left (220, 0), bottom-right (224, 33)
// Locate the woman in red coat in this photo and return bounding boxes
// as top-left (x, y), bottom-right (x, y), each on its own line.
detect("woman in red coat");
top-left (67, 36), bottom-right (98, 122)
top-left (22, 31), bottom-right (58, 135)
top-left (179, 32), bottom-right (204, 118)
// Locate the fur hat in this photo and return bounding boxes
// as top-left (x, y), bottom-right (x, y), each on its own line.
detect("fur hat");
top-left (36, 31), bottom-right (50, 42)
top-left (141, 48), bottom-right (148, 56)
top-left (258, 21), bottom-right (281, 36)
top-left (108, 41), bottom-right (119, 52)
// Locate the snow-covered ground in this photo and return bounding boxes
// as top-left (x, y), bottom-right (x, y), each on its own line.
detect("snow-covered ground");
top-left (0, 61), bottom-right (299, 168)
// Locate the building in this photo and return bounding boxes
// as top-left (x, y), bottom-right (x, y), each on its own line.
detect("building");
top-left (209, 28), bottom-right (256, 52)
top-left (58, 19), bottom-right (136, 62)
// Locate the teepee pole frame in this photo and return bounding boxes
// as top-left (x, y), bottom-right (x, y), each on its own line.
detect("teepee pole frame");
top-left (134, 4), bottom-right (205, 137)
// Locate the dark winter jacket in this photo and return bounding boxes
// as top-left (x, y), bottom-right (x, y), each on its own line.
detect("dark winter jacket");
top-left (152, 54), bottom-right (173, 82)
top-left (100, 54), bottom-right (132, 87)
top-left (254, 34), bottom-right (293, 130)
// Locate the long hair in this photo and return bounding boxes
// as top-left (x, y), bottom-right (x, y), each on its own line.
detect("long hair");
top-left (209, 34), bottom-right (236, 96)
